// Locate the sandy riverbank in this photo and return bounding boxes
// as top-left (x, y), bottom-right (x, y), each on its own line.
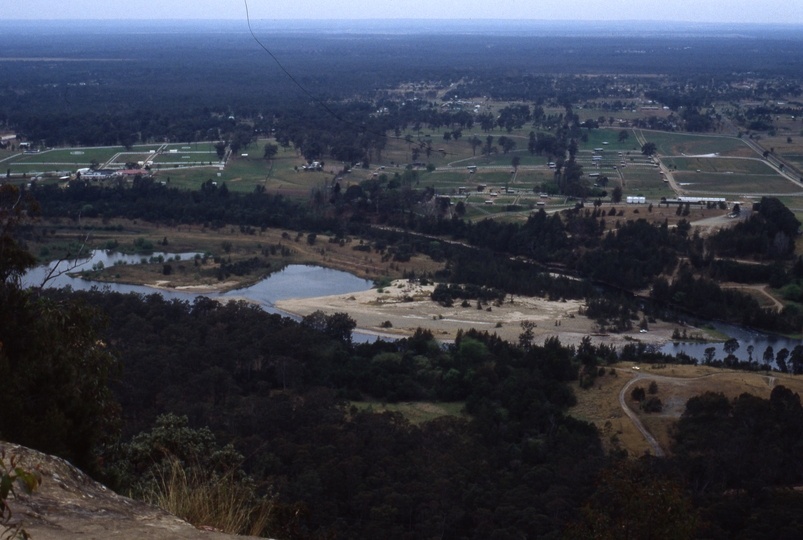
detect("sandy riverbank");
top-left (275, 279), bottom-right (682, 348)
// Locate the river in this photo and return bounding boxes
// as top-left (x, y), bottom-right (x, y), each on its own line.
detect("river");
top-left (23, 250), bottom-right (377, 341)
top-left (23, 251), bottom-right (803, 353)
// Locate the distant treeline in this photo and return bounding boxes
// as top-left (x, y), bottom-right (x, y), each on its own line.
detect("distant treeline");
top-left (3, 31), bottom-right (803, 145)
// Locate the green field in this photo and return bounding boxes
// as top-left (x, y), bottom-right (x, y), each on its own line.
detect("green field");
top-left (7, 164), bottom-right (73, 175)
top-left (621, 170), bottom-right (676, 199)
top-left (577, 128), bottom-right (641, 152)
top-left (639, 131), bottom-right (753, 157)
top-left (152, 153), bottom-right (219, 164)
top-left (782, 154), bottom-right (803, 170)
top-left (674, 172), bottom-right (802, 194)
top-left (163, 142), bottom-right (219, 153)
top-left (10, 147), bottom-right (123, 165)
top-left (663, 157), bottom-right (776, 175)
top-left (459, 152), bottom-right (546, 168)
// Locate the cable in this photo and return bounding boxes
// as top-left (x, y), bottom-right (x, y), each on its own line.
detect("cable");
top-left (244, 0), bottom-right (392, 141)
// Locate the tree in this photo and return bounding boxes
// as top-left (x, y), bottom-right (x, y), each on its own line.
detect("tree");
top-left (790, 345), bottom-right (803, 375)
top-left (618, 130), bottom-right (630, 143)
top-left (214, 142), bottom-right (227, 160)
top-left (565, 461), bottom-right (698, 540)
top-left (648, 381), bottom-right (659, 394)
top-left (611, 186), bottom-right (623, 203)
top-left (631, 386), bottom-right (646, 401)
top-left (263, 143), bottom-right (278, 160)
top-left (641, 142), bottom-right (657, 156)
top-left (511, 155), bottom-right (521, 170)
top-left (0, 185), bottom-right (121, 475)
top-left (763, 346), bottom-right (775, 366)
top-left (469, 136), bottom-right (482, 156)
top-left (776, 348), bottom-right (790, 373)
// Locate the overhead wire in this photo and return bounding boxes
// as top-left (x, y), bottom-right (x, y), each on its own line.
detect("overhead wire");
top-left (243, 0), bottom-right (396, 141)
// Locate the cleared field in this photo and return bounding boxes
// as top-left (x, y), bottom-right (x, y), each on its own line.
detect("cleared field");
top-left (7, 164), bottom-right (72, 175)
top-left (577, 128), bottom-right (641, 152)
top-left (350, 401), bottom-right (466, 424)
top-left (621, 170), bottom-right (676, 199)
top-left (640, 131), bottom-right (753, 157)
top-left (512, 169), bottom-right (556, 185)
top-left (112, 153), bottom-right (152, 164)
top-left (153, 151), bottom-right (219, 164)
top-left (163, 142), bottom-right (219, 153)
top-left (10, 147), bottom-right (123, 165)
top-left (663, 156), bottom-right (776, 175)
top-left (674, 171), bottom-right (801, 194)
top-left (459, 153), bottom-right (546, 168)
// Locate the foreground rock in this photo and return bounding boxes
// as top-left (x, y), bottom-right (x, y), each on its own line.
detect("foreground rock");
top-left (1, 442), bottom-right (259, 540)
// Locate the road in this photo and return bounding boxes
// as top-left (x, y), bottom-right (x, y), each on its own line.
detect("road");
top-left (618, 372), bottom-right (666, 457)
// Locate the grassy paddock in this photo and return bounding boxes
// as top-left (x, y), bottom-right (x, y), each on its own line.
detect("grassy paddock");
top-left (663, 157), bottom-right (776, 175)
top-left (674, 171), bottom-right (801, 194)
top-left (641, 131), bottom-right (752, 157)
top-left (11, 147), bottom-right (123, 165)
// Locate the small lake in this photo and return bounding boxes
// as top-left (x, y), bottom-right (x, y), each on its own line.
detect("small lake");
top-left (24, 251), bottom-right (377, 341)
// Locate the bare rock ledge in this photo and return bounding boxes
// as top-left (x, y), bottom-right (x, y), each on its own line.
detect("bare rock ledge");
top-left (1, 442), bottom-right (260, 540)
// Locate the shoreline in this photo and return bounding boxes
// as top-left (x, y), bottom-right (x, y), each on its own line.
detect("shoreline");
top-left (274, 279), bottom-right (689, 349)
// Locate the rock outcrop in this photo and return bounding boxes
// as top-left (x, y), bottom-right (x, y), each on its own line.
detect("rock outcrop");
top-left (1, 442), bottom-right (259, 540)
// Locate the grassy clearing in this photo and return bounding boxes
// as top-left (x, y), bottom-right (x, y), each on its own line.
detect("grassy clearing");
top-left (568, 369), bottom-right (653, 457)
top-left (663, 157), bottom-right (776, 175)
top-left (11, 147), bottom-right (124, 164)
top-left (621, 169), bottom-right (675, 199)
top-left (350, 401), bottom-right (465, 424)
top-left (163, 142), bottom-right (219, 153)
top-left (578, 128), bottom-right (641, 152)
top-left (578, 363), bottom-right (803, 457)
top-left (674, 171), bottom-right (800, 194)
top-left (640, 131), bottom-right (752, 157)
top-left (460, 153), bottom-right (546, 168)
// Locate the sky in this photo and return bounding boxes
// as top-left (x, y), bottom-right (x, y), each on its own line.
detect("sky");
top-left (3, 0), bottom-right (803, 25)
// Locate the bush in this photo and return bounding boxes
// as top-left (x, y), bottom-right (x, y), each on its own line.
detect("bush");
top-left (641, 396), bottom-right (663, 413)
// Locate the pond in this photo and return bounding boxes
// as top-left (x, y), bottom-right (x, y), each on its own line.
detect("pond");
top-left (24, 251), bottom-right (377, 341)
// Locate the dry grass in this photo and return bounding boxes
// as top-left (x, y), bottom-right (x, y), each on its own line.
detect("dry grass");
top-left (351, 401), bottom-right (466, 424)
top-left (143, 458), bottom-right (273, 536)
top-left (578, 363), bottom-right (803, 457)
top-left (568, 369), bottom-right (653, 457)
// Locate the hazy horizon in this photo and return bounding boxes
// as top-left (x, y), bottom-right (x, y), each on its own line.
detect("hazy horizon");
top-left (3, 0), bottom-right (803, 25)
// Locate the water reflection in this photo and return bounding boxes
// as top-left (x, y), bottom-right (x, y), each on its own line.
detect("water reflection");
top-left (660, 321), bottom-right (802, 366)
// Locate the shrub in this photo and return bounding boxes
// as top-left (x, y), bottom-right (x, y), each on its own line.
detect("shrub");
top-left (641, 396), bottom-right (663, 413)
